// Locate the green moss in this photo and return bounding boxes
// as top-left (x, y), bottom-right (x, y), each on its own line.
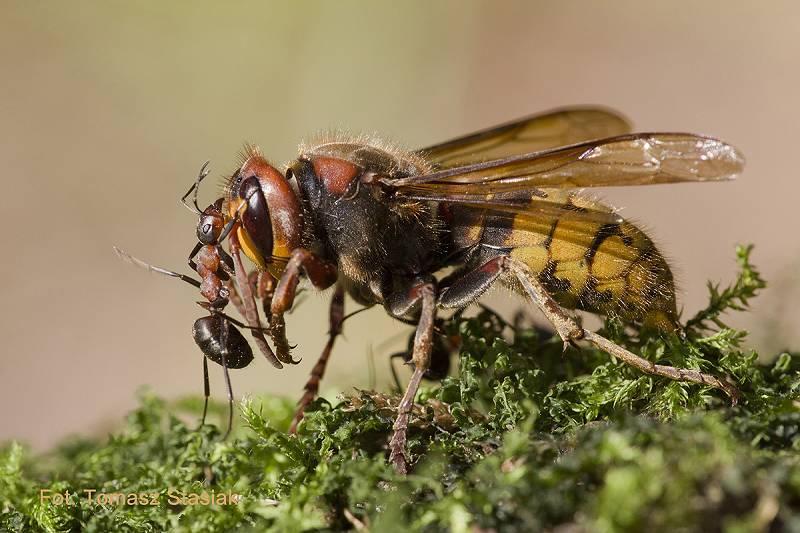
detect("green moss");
top-left (2, 245), bottom-right (799, 532)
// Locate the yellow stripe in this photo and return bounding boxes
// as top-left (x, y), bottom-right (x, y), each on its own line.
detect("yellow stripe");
top-left (236, 227), bottom-right (267, 270)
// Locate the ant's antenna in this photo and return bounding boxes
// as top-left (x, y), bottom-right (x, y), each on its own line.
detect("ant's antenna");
top-left (180, 161), bottom-right (211, 215)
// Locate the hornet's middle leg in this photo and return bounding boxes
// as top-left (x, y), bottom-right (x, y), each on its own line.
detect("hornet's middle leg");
top-left (386, 277), bottom-right (437, 475)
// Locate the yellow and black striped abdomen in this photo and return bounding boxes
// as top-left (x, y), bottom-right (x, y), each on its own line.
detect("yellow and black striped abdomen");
top-left (473, 191), bottom-right (679, 331)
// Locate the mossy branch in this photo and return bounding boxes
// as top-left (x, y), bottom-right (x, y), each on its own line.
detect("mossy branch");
top-left (685, 244), bottom-right (766, 331)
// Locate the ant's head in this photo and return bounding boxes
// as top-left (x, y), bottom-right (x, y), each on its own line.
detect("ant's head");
top-left (196, 198), bottom-right (226, 245)
top-left (181, 162), bottom-right (227, 246)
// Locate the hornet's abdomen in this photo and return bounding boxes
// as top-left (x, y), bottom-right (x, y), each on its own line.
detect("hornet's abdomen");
top-left (451, 190), bottom-right (679, 331)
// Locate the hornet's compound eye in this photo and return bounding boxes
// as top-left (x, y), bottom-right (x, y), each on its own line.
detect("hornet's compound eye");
top-left (237, 175), bottom-right (274, 264)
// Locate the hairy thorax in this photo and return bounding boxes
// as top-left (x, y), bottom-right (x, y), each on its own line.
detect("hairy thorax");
top-left (292, 134), bottom-right (445, 305)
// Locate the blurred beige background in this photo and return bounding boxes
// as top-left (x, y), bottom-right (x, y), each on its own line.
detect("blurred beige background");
top-left (1, 1), bottom-right (798, 450)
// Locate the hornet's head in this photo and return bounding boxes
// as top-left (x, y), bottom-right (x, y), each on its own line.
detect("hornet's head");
top-left (224, 146), bottom-right (303, 278)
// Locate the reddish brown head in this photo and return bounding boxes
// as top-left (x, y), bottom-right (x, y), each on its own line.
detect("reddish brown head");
top-left (225, 146), bottom-right (303, 277)
top-left (196, 198), bottom-right (226, 245)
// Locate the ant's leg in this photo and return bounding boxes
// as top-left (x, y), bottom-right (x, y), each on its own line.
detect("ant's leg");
top-left (223, 278), bottom-right (247, 319)
top-left (270, 248), bottom-right (338, 365)
top-left (200, 356), bottom-right (210, 428)
top-left (214, 311), bottom-right (271, 334)
top-left (215, 192), bottom-right (253, 250)
top-left (187, 242), bottom-right (203, 274)
top-left (221, 278), bottom-right (274, 332)
top-left (219, 319), bottom-right (234, 439)
top-left (386, 277), bottom-right (437, 475)
top-left (228, 232), bottom-right (282, 369)
top-left (388, 352), bottom-right (410, 392)
top-left (217, 197), bottom-right (251, 245)
top-left (218, 247), bottom-right (236, 279)
top-left (289, 285), bottom-right (345, 433)
top-left (114, 247), bottom-right (201, 289)
top-left (506, 257), bottom-right (740, 403)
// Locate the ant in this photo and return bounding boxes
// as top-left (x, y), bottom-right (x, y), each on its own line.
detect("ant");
top-left (115, 245), bottom-right (261, 438)
top-left (115, 163), bottom-right (275, 437)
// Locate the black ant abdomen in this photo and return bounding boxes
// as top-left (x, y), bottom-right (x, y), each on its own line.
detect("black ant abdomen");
top-left (193, 316), bottom-right (254, 369)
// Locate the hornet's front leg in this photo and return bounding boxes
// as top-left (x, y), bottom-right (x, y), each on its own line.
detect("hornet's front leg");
top-left (226, 269), bottom-right (276, 324)
top-left (386, 276), bottom-right (437, 475)
top-left (253, 270), bottom-right (276, 318)
top-left (228, 231), bottom-right (282, 369)
top-left (289, 284), bottom-right (345, 434)
top-left (270, 248), bottom-right (338, 365)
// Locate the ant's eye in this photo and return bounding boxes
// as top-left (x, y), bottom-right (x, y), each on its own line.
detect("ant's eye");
top-left (197, 216), bottom-right (218, 245)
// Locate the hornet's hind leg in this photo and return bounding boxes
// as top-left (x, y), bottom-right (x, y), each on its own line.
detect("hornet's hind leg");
top-left (441, 254), bottom-right (739, 402)
top-left (505, 258), bottom-right (740, 402)
top-left (289, 285), bottom-right (346, 433)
